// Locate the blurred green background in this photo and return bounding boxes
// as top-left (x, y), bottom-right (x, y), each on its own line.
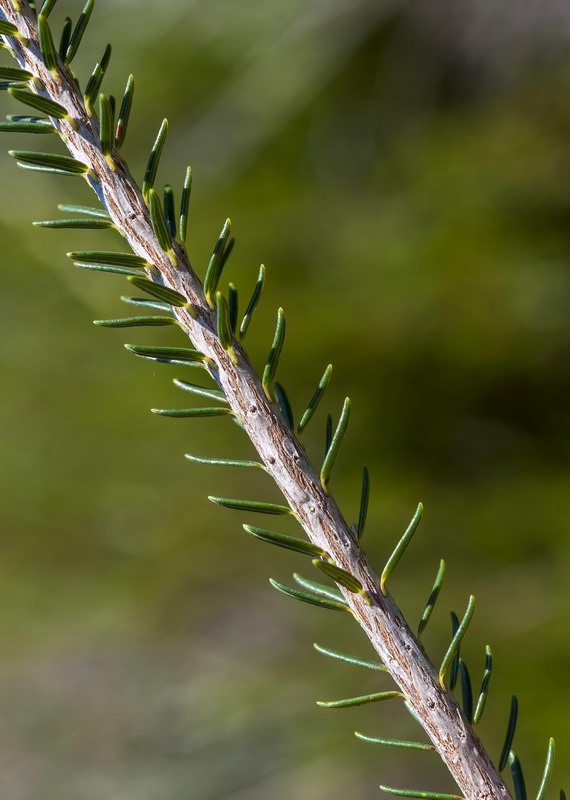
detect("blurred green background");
top-left (1, 0), bottom-right (570, 797)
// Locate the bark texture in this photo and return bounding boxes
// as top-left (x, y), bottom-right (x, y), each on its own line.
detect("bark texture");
top-left (0, 3), bottom-right (513, 798)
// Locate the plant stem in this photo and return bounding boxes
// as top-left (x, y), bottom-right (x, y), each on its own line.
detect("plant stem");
top-left (0, 3), bottom-right (513, 797)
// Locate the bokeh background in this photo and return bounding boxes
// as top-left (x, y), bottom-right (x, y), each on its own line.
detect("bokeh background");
top-left (1, 0), bottom-right (570, 797)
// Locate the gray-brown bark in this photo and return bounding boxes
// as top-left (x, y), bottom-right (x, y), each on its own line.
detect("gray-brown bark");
top-left (0, 3), bottom-right (513, 797)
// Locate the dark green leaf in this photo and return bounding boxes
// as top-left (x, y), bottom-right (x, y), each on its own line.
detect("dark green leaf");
top-left (239, 263), bottom-right (265, 340)
top-left (317, 691), bottom-right (403, 709)
top-left (94, 316), bottom-right (176, 328)
top-left (186, 455), bottom-right (263, 469)
top-left (0, 120), bottom-right (53, 133)
top-left (320, 397), bottom-right (351, 492)
top-left (459, 659), bottom-right (473, 723)
top-left (115, 74), bottom-right (134, 148)
top-left (9, 87), bottom-right (68, 119)
top-left (208, 497), bottom-right (292, 515)
top-left (125, 344), bottom-right (205, 366)
top-left (34, 217), bottom-right (112, 229)
top-left (152, 407), bottom-right (232, 418)
top-left (269, 578), bottom-right (349, 612)
top-left (449, 612), bottom-right (460, 691)
top-left (262, 307), bottom-right (285, 400)
top-left (536, 739), bottom-right (555, 800)
top-left (0, 20), bottom-right (18, 36)
top-left (148, 187), bottom-right (173, 254)
top-left (204, 218), bottom-right (231, 308)
top-left (244, 525), bottom-right (325, 557)
top-left (127, 275), bottom-right (188, 307)
top-left (292, 573), bottom-right (345, 603)
top-left (473, 645), bottom-right (492, 725)
top-left (65, 0), bottom-right (94, 64)
top-left (163, 185), bottom-right (176, 237)
top-left (216, 291), bottom-right (234, 356)
top-left (274, 382), bottom-right (293, 428)
top-left (380, 502), bottom-right (423, 595)
top-left (312, 558), bottom-right (363, 594)
top-left (356, 465), bottom-right (369, 539)
top-left (38, 13), bottom-right (57, 71)
top-left (298, 363), bottom-right (332, 434)
top-left (418, 559), bottom-right (446, 635)
top-left (75, 262), bottom-right (142, 276)
top-left (439, 596), bottom-right (476, 690)
top-left (173, 379), bottom-right (226, 402)
top-left (0, 66), bottom-right (33, 81)
top-left (40, 0), bottom-right (58, 17)
top-left (354, 732), bottom-right (435, 751)
top-left (178, 165), bottom-right (192, 243)
top-left (120, 296), bottom-right (171, 313)
top-left (58, 204), bottom-right (110, 219)
top-left (142, 118), bottom-right (168, 199)
top-left (84, 43), bottom-right (112, 113)
top-left (313, 643), bottom-right (387, 671)
top-left (228, 282), bottom-right (238, 334)
top-left (98, 93), bottom-right (114, 159)
top-left (499, 696), bottom-right (518, 771)
top-left (509, 752), bottom-right (527, 800)
top-left (58, 17), bottom-right (72, 60)
top-left (9, 149), bottom-right (86, 174)
top-left (68, 250), bottom-right (147, 267)
top-left (380, 787), bottom-right (464, 800)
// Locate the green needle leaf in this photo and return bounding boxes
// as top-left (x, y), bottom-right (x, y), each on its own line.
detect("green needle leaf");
top-left (173, 379), bottom-right (226, 402)
top-left (58, 16), bottom-right (72, 60)
top-left (216, 291), bottom-right (235, 358)
top-left (34, 217), bottom-right (112, 229)
top-left (320, 398), bottom-right (350, 493)
top-left (473, 645), bottom-right (493, 725)
top-left (40, 0), bottom-right (58, 16)
top-left (239, 264), bottom-right (265, 340)
top-left (178, 165), bottom-right (192, 243)
top-left (121, 297), bottom-right (171, 313)
top-left (186, 455), bottom-right (264, 469)
top-left (69, 251), bottom-right (147, 267)
top-left (317, 691), bottom-right (403, 709)
top-left (380, 787), bottom-right (464, 800)
top-left (0, 66), bottom-right (33, 81)
top-left (0, 120), bottom-right (53, 133)
top-left (152, 407), bottom-right (233, 418)
top-left (499, 695), bottom-right (518, 772)
top-left (37, 14), bottom-right (57, 72)
top-left (84, 44), bottom-right (112, 114)
top-left (274, 382), bottom-right (294, 428)
top-left (292, 573), bottom-right (345, 603)
top-left (209, 497), bottom-right (292, 515)
top-left (58, 203), bottom-right (110, 219)
top-left (75, 263), bottom-right (142, 276)
top-left (449, 612), bottom-right (460, 691)
top-left (94, 316), bottom-right (176, 328)
top-left (98, 93), bottom-right (114, 160)
top-left (244, 525), bottom-right (325, 556)
top-left (418, 559), bottom-right (446, 635)
top-left (354, 732), bottom-right (435, 751)
top-left (459, 659), bottom-right (473, 723)
top-left (8, 88), bottom-right (68, 120)
top-left (163, 185), bottom-right (176, 237)
top-left (380, 502), bottom-right (423, 595)
top-left (228, 282), bottom-right (238, 334)
top-left (127, 275), bottom-right (188, 307)
top-left (148, 187), bottom-right (174, 257)
top-left (204, 218), bottom-right (231, 308)
top-left (313, 643), bottom-right (387, 671)
top-left (324, 413), bottom-right (332, 456)
top-left (269, 578), bottom-right (349, 612)
top-left (262, 307), bottom-right (286, 400)
top-left (536, 739), bottom-right (555, 800)
top-left (142, 118), bottom-right (168, 199)
top-left (509, 752), bottom-right (527, 800)
top-left (0, 20), bottom-right (18, 36)
top-left (125, 344), bottom-right (205, 367)
top-left (9, 149), bottom-right (87, 174)
top-left (115, 74), bottom-right (134, 148)
top-left (312, 559), bottom-right (363, 594)
top-left (439, 596), bottom-right (476, 690)
top-left (65, 0), bottom-right (94, 64)
top-left (356, 465), bottom-right (369, 539)
top-left (298, 363), bottom-right (332, 434)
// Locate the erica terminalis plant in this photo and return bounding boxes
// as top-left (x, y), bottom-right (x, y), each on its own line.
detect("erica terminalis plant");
top-left (0, 2), bottom-right (565, 798)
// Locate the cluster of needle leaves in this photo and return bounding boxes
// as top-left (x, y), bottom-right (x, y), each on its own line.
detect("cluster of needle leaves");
top-left (0, 2), bottom-right (566, 798)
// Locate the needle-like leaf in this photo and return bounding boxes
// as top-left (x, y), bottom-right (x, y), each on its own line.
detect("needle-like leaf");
top-left (186, 455), bottom-right (264, 469)
top-left (58, 203), bottom-right (109, 219)
top-left (40, 0), bottom-right (58, 16)
top-left (228, 282), bottom-right (238, 334)
top-left (380, 503), bottom-right (423, 595)
top-left (0, 119), bottom-right (53, 133)
top-left (509, 752), bottom-right (527, 800)
top-left (37, 14), bottom-right (57, 72)
top-left (439, 595), bottom-right (476, 690)
top-left (354, 732), bottom-right (435, 751)
top-left (58, 16), bottom-right (72, 60)
top-left (274, 382), bottom-right (293, 428)
top-left (313, 643), bottom-right (387, 671)
top-left (499, 695), bottom-right (518, 771)
top-left (320, 398), bottom-right (351, 493)
top-left (98, 93), bottom-right (114, 163)
top-left (459, 659), bottom-right (473, 723)
top-left (262, 307), bottom-right (285, 400)
top-left (312, 558), bottom-right (363, 595)
top-left (178, 165), bottom-right (192, 243)
top-left (84, 44), bottom-right (112, 114)
top-left (269, 579), bottom-right (349, 612)
top-left (148, 187), bottom-right (175, 262)
top-left (69, 251), bottom-right (148, 267)
top-left (115, 74), bottom-right (134, 149)
top-left (449, 612), bottom-right (460, 691)
top-left (9, 149), bottom-right (87, 174)
top-left (0, 20), bottom-right (18, 36)
top-left (8, 88), bottom-right (68, 120)
top-left (65, 0), bottom-right (94, 64)
top-left (380, 787), bottom-right (464, 800)
top-left (173, 379), bottom-right (226, 402)
top-left (536, 739), bottom-right (555, 800)
top-left (244, 525), bottom-right (325, 556)
top-left (292, 573), bottom-right (345, 603)
top-left (34, 216), bottom-right (112, 229)
top-left (209, 497), bottom-right (292, 515)
top-left (94, 316), bottom-right (176, 328)
top-left (473, 645), bottom-right (493, 724)
top-left (298, 363), bottom-right (332, 434)
top-left (152, 407), bottom-right (233, 418)
top-left (204, 218), bottom-right (231, 308)
top-left (121, 297), bottom-right (171, 313)
top-left (418, 559), bottom-right (446, 634)
top-left (142, 118), bottom-right (168, 199)
top-left (239, 263), bottom-right (265, 340)
top-left (0, 66), bottom-right (33, 81)
top-left (216, 291), bottom-right (236, 360)
top-left (317, 691), bottom-right (403, 708)
top-left (125, 344), bottom-right (206, 367)
top-left (163, 185), bottom-right (176, 237)
top-left (356, 465), bottom-right (369, 539)
top-left (127, 275), bottom-right (188, 307)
